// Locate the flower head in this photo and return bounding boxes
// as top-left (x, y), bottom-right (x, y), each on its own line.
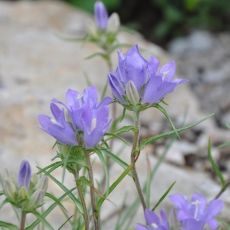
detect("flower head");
top-left (135, 209), bottom-right (169, 230)
top-left (38, 87), bottom-right (111, 148)
top-left (94, 1), bottom-right (108, 30)
top-left (18, 160), bottom-right (32, 189)
top-left (109, 45), bottom-right (186, 109)
top-left (170, 193), bottom-right (223, 230)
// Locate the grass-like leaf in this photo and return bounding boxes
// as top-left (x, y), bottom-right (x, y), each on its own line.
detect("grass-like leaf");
top-left (32, 211), bottom-right (54, 230)
top-left (208, 138), bottom-right (226, 187)
top-left (140, 113), bottom-right (214, 149)
top-left (99, 148), bottom-right (129, 171)
top-left (0, 220), bottom-right (17, 230)
top-left (152, 181), bottom-right (176, 211)
top-left (45, 192), bottom-right (69, 219)
top-left (97, 166), bottom-right (132, 208)
top-left (26, 188), bottom-right (76, 229)
top-left (154, 104), bottom-right (179, 138)
top-left (37, 167), bottom-right (83, 214)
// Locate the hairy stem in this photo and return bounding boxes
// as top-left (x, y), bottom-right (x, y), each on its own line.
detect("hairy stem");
top-left (85, 152), bottom-right (100, 230)
top-left (74, 171), bottom-right (89, 230)
top-left (131, 111), bottom-right (147, 211)
top-left (20, 211), bottom-right (26, 230)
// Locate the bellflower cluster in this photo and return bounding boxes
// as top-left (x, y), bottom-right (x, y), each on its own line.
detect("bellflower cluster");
top-left (0, 161), bottom-right (48, 212)
top-left (109, 45), bottom-right (186, 110)
top-left (135, 209), bottom-right (169, 230)
top-left (170, 193), bottom-right (224, 230)
top-left (94, 1), bottom-right (120, 33)
top-left (38, 86), bottom-right (111, 148)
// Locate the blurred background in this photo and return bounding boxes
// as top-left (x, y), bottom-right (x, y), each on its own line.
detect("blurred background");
top-left (0, 0), bottom-right (230, 227)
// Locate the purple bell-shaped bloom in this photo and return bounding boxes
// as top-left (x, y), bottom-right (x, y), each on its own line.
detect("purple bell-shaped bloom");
top-left (109, 45), bottom-right (187, 107)
top-left (135, 209), bottom-right (169, 230)
top-left (38, 87), bottom-right (111, 148)
top-left (170, 193), bottom-right (224, 230)
top-left (94, 1), bottom-right (108, 30)
top-left (18, 160), bottom-right (32, 189)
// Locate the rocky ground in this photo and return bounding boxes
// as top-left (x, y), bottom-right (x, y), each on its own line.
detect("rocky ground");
top-left (0, 0), bottom-right (229, 229)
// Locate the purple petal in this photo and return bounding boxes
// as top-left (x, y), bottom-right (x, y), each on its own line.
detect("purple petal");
top-left (204, 199), bottom-right (224, 220)
top-left (159, 61), bottom-right (176, 80)
top-left (108, 73), bottom-right (125, 103)
top-left (38, 114), bottom-right (77, 145)
top-left (94, 1), bottom-right (108, 30)
top-left (18, 160), bottom-right (31, 189)
top-left (135, 224), bottom-right (148, 230)
top-left (144, 209), bottom-right (160, 226)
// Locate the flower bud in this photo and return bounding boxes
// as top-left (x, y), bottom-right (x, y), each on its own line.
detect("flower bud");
top-left (107, 13), bottom-right (120, 33)
top-left (94, 1), bottom-right (108, 30)
top-left (30, 190), bottom-right (45, 209)
top-left (35, 176), bottom-right (48, 192)
top-left (4, 181), bottom-right (16, 200)
top-left (18, 160), bottom-right (31, 189)
top-left (126, 81), bottom-right (140, 105)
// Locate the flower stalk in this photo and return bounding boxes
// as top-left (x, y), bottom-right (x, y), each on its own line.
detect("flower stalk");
top-left (85, 152), bottom-right (100, 230)
top-left (20, 211), bottom-right (26, 230)
top-left (74, 171), bottom-right (89, 230)
top-left (131, 111), bottom-right (147, 211)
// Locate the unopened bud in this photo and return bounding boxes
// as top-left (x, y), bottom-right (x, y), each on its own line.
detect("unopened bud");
top-left (126, 81), bottom-right (140, 105)
top-left (30, 190), bottom-right (45, 209)
top-left (94, 1), bottom-right (108, 30)
top-left (107, 13), bottom-right (120, 33)
top-left (4, 181), bottom-right (16, 199)
top-left (36, 176), bottom-right (48, 192)
top-left (18, 160), bottom-right (31, 189)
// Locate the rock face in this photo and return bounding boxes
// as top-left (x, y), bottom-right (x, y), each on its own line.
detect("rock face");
top-left (0, 1), bottom-right (229, 228)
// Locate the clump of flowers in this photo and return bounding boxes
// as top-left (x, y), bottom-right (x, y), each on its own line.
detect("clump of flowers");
top-left (109, 45), bottom-right (186, 110)
top-left (38, 86), bottom-right (111, 148)
top-left (170, 193), bottom-right (224, 230)
top-left (0, 160), bottom-right (48, 212)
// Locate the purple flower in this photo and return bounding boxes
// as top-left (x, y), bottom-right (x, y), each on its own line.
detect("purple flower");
top-left (109, 45), bottom-right (186, 107)
top-left (18, 160), bottom-right (32, 189)
top-left (38, 87), bottom-right (111, 148)
top-left (135, 209), bottom-right (169, 230)
top-left (94, 1), bottom-right (108, 30)
top-left (170, 193), bottom-right (224, 230)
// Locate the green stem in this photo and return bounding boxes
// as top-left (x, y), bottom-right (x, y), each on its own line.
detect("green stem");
top-left (74, 171), bottom-right (89, 230)
top-left (20, 211), bottom-right (26, 230)
top-left (215, 181), bottom-right (230, 199)
top-left (85, 152), bottom-right (100, 230)
top-left (131, 111), bottom-right (147, 211)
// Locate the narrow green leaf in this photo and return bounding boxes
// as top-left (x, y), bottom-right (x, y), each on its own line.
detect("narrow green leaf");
top-left (154, 104), bottom-right (180, 138)
top-left (100, 148), bottom-right (129, 171)
top-left (37, 167), bottom-right (83, 213)
top-left (141, 114), bottom-right (214, 148)
top-left (97, 166), bottom-right (131, 208)
top-left (152, 181), bottom-right (176, 211)
top-left (32, 211), bottom-right (54, 230)
top-left (45, 192), bottom-right (69, 219)
top-left (95, 149), bottom-right (110, 196)
top-left (57, 215), bottom-right (73, 230)
top-left (26, 188), bottom-right (76, 229)
top-left (208, 138), bottom-right (226, 187)
top-left (85, 52), bottom-right (107, 60)
top-left (37, 161), bottom-right (63, 174)
top-left (0, 220), bottom-right (17, 230)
